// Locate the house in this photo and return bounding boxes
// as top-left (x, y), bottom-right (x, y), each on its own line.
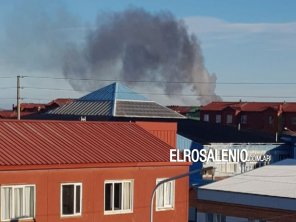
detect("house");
top-left (167, 106), bottom-right (200, 120)
top-left (190, 159), bottom-right (296, 222)
top-left (0, 120), bottom-right (189, 222)
top-left (281, 128), bottom-right (296, 158)
top-left (45, 82), bottom-right (185, 121)
top-left (200, 101), bottom-right (296, 136)
top-left (0, 99), bottom-right (73, 119)
top-left (282, 103), bottom-right (296, 131)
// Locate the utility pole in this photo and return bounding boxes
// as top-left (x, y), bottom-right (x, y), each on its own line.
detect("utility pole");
top-left (17, 75), bottom-right (21, 120)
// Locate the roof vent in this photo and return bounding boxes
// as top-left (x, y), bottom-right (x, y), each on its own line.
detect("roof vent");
top-left (80, 116), bottom-right (87, 122)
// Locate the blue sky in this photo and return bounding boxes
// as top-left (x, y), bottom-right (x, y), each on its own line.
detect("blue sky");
top-left (0, 0), bottom-right (296, 108)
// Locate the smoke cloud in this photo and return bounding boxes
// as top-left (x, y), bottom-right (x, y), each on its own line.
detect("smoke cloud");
top-left (63, 8), bottom-right (221, 105)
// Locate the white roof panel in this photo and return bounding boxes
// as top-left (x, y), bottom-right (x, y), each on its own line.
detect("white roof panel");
top-left (200, 159), bottom-right (296, 198)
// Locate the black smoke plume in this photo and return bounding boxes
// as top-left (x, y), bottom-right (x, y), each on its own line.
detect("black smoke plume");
top-left (63, 8), bottom-right (221, 104)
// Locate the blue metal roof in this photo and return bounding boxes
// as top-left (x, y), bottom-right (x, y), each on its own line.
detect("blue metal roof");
top-left (48, 83), bottom-right (185, 119)
top-left (79, 82), bottom-right (148, 102)
top-left (116, 83), bottom-right (148, 101)
top-left (79, 83), bottom-right (116, 101)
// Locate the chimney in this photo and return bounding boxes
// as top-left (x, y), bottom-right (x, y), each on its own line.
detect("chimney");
top-left (80, 116), bottom-right (87, 122)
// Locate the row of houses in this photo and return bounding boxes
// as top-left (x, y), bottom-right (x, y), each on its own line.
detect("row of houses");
top-left (200, 101), bottom-right (296, 136)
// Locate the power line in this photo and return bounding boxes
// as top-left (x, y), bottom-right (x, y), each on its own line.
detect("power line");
top-left (0, 87), bottom-right (15, 90)
top-left (23, 75), bottom-right (296, 85)
top-left (0, 76), bottom-right (16, 79)
top-left (21, 86), bottom-right (296, 99)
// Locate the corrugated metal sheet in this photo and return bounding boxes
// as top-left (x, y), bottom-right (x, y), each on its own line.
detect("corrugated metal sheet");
top-left (0, 120), bottom-right (175, 167)
top-left (283, 103), bottom-right (296, 112)
top-left (199, 159), bottom-right (296, 200)
top-left (48, 101), bottom-right (112, 116)
top-left (115, 101), bottom-right (185, 119)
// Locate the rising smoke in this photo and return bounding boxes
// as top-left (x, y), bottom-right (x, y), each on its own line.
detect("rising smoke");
top-left (63, 8), bottom-right (221, 105)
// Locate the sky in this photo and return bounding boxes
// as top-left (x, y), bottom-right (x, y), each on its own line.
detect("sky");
top-left (0, 0), bottom-right (296, 108)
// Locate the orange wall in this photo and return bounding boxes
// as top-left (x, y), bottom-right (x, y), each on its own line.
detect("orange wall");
top-left (136, 121), bottom-right (177, 147)
top-left (0, 165), bottom-right (188, 222)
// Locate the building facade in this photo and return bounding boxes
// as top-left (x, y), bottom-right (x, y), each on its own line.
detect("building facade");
top-left (200, 102), bottom-right (296, 136)
top-left (202, 143), bottom-right (292, 179)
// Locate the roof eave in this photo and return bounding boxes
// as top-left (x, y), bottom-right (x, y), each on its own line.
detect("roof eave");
top-left (0, 161), bottom-right (190, 171)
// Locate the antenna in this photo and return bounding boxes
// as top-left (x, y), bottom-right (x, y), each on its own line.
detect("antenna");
top-left (17, 75), bottom-right (21, 120)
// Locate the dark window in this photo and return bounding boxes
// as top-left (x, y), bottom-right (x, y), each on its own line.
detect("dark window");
top-left (104, 181), bottom-right (132, 213)
top-left (61, 184), bottom-right (82, 216)
top-left (105, 184), bottom-right (112, 211)
top-left (114, 183), bottom-right (122, 210)
top-left (292, 117), bottom-right (296, 125)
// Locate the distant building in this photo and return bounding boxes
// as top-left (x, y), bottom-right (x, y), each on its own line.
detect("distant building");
top-left (0, 120), bottom-right (189, 222)
top-left (190, 159), bottom-right (296, 222)
top-left (200, 101), bottom-right (296, 136)
top-left (203, 143), bottom-right (292, 179)
top-left (167, 106), bottom-right (200, 120)
top-left (0, 98), bottom-right (73, 119)
top-left (280, 129), bottom-right (296, 158)
top-left (177, 119), bottom-right (275, 144)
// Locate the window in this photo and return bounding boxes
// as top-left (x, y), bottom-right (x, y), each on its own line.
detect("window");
top-left (292, 117), bottom-right (296, 125)
top-left (203, 114), bottom-right (209, 122)
top-left (61, 183), bottom-right (82, 217)
top-left (215, 115), bottom-right (221, 124)
top-left (156, 179), bottom-right (175, 210)
top-left (226, 114), bottom-right (233, 124)
top-left (104, 180), bottom-right (133, 214)
top-left (241, 115), bottom-right (247, 124)
top-left (206, 213), bottom-right (226, 222)
top-left (1, 185), bottom-right (35, 221)
top-left (268, 115), bottom-right (274, 125)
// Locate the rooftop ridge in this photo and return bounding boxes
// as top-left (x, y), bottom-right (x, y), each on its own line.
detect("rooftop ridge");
top-left (79, 82), bottom-right (149, 102)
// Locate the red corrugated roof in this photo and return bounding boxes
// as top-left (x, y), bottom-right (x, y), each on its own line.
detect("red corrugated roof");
top-left (201, 102), bottom-right (241, 111)
top-left (46, 98), bottom-right (73, 107)
top-left (239, 102), bottom-right (281, 112)
top-left (0, 111), bottom-right (34, 119)
top-left (202, 102), bottom-right (285, 112)
top-left (20, 103), bottom-right (46, 110)
top-left (0, 120), bottom-right (181, 169)
top-left (282, 103), bottom-right (296, 112)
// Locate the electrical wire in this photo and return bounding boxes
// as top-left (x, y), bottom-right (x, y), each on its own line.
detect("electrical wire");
top-left (22, 75), bottom-right (296, 85)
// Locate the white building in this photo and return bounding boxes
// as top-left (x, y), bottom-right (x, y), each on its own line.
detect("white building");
top-left (190, 159), bottom-right (296, 222)
top-left (203, 143), bottom-right (291, 179)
